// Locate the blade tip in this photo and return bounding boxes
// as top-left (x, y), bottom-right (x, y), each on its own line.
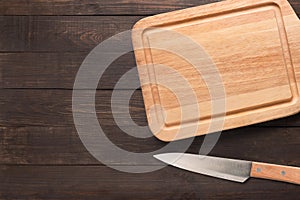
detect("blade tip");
top-left (153, 154), bottom-right (167, 161)
top-left (153, 153), bottom-right (180, 160)
top-left (153, 153), bottom-right (180, 163)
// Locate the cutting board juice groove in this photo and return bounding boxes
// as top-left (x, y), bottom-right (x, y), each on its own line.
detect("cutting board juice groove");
top-left (132, 0), bottom-right (300, 141)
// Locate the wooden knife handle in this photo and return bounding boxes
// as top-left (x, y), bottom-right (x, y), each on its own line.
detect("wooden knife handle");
top-left (250, 162), bottom-right (300, 185)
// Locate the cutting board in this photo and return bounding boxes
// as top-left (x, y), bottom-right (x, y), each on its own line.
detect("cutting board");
top-left (132, 0), bottom-right (300, 141)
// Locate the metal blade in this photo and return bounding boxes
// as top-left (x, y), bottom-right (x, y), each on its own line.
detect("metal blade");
top-left (154, 153), bottom-right (252, 183)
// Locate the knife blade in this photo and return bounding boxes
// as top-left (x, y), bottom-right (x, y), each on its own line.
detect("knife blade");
top-left (154, 153), bottom-right (300, 185)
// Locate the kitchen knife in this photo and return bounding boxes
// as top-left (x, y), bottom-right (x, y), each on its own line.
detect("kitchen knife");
top-left (154, 153), bottom-right (300, 185)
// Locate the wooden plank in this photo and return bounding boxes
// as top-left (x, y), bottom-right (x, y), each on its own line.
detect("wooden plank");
top-left (0, 165), bottom-right (299, 200)
top-left (0, 0), bottom-right (221, 16)
top-left (0, 52), bottom-right (137, 89)
top-left (0, 16), bottom-right (142, 52)
top-left (0, 126), bottom-right (299, 165)
top-left (0, 126), bottom-right (164, 165)
top-left (0, 89), bottom-right (147, 127)
top-left (0, 0), bottom-right (298, 16)
top-left (0, 2), bottom-right (298, 52)
top-left (0, 89), bottom-right (300, 127)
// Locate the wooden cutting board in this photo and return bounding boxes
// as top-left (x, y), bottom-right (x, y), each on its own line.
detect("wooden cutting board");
top-left (132, 0), bottom-right (300, 141)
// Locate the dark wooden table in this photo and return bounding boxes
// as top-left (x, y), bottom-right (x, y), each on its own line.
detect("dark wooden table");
top-left (0, 0), bottom-right (300, 199)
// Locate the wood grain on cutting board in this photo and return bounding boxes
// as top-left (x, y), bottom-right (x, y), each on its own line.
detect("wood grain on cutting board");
top-left (132, 0), bottom-right (300, 141)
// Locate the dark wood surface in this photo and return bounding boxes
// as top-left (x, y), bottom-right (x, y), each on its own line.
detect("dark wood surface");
top-left (0, 0), bottom-right (299, 199)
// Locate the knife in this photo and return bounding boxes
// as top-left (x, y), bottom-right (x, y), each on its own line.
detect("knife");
top-left (154, 153), bottom-right (300, 185)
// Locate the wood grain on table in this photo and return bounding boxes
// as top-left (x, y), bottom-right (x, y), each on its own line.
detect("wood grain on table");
top-left (0, 0), bottom-right (299, 199)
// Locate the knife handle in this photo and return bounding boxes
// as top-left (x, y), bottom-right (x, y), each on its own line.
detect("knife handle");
top-left (250, 162), bottom-right (300, 185)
